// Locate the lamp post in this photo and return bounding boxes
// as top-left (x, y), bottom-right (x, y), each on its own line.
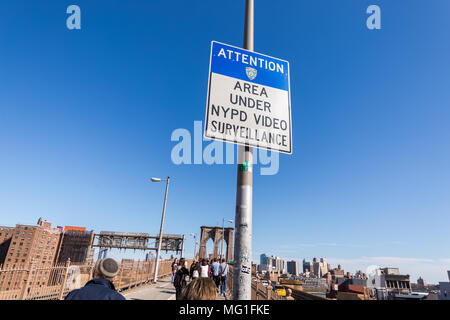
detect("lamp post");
top-left (221, 219), bottom-right (233, 260)
top-left (151, 176), bottom-right (170, 283)
top-left (190, 233), bottom-right (198, 261)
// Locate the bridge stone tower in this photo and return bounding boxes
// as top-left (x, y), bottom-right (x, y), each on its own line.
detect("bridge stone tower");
top-left (198, 226), bottom-right (234, 261)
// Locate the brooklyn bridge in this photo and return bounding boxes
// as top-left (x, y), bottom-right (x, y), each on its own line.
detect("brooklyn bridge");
top-left (0, 219), bottom-right (321, 300)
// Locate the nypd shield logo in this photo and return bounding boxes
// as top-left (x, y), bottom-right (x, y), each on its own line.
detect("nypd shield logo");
top-left (246, 67), bottom-right (257, 80)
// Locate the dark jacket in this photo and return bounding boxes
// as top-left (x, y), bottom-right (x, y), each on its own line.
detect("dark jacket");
top-left (173, 267), bottom-right (190, 289)
top-left (64, 278), bottom-right (126, 300)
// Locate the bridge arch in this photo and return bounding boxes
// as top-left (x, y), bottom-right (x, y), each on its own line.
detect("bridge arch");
top-left (198, 226), bottom-right (233, 261)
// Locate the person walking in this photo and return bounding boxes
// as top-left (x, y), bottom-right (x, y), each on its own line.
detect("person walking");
top-left (200, 259), bottom-right (210, 278)
top-left (218, 258), bottom-right (229, 297)
top-left (171, 258), bottom-right (179, 283)
top-left (65, 258), bottom-right (125, 300)
top-left (210, 258), bottom-right (220, 289)
top-left (190, 261), bottom-right (200, 279)
top-left (173, 258), bottom-right (190, 300)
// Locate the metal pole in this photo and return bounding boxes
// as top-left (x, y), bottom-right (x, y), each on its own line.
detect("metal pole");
top-left (233, 0), bottom-right (254, 300)
top-left (153, 177), bottom-right (170, 283)
top-left (193, 234), bottom-right (197, 260)
top-left (87, 231), bottom-right (95, 264)
top-left (58, 259), bottom-right (71, 300)
top-left (221, 218), bottom-right (225, 260)
top-left (181, 234), bottom-right (185, 258)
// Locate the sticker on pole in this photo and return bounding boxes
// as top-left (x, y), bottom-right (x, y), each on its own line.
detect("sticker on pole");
top-left (204, 41), bottom-right (292, 154)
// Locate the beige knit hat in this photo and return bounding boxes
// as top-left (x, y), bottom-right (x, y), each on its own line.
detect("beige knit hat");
top-left (95, 258), bottom-right (120, 278)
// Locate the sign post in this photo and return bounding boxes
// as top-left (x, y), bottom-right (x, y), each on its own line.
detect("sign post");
top-left (204, 0), bottom-right (291, 300)
top-left (234, 0), bottom-right (254, 301)
top-left (204, 38), bottom-right (292, 153)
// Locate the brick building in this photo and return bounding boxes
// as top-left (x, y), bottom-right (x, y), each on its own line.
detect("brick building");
top-left (0, 218), bottom-right (62, 290)
top-left (0, 226), bottom-right (14, 265)
top-left (330, 264), bottom-right (345, 280)
top-left (417, 276), bottom-right (427, 288)
top-left (56, 226), bottom-right (94, 264)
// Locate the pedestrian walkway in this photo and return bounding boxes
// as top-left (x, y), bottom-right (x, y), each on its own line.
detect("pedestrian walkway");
top-left (218, 292), bottom-right (226, 300)
top-left (124, 278), bottom-right (176, 300)
top-left (123, 277), bottom-right (229, 300)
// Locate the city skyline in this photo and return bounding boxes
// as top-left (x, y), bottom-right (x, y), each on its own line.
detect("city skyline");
top-left (1, 1), bottom-right (449, 286)
top-left (1, 215), bottom-right (448, 285)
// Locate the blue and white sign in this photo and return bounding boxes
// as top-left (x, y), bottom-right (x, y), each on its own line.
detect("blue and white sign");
top-left (204, 41), bottom-right (292, 154)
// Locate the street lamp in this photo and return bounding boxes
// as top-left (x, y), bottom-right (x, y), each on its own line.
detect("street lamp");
top-left (151, 176), bottom-right (170, 283)
top-left (221, 219), bottom-right (233, 261)
top-left (190, 233), bottom-right (198, 261)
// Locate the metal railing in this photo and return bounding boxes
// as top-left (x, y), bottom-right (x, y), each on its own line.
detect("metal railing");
top-left (0, 258), bottom-right (178, 300)
top-left (227, 266), bottom-right (290, 300)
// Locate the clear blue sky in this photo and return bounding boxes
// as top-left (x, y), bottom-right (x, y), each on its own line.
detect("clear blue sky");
top-left (0, 1), bottom-right (449, 283)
